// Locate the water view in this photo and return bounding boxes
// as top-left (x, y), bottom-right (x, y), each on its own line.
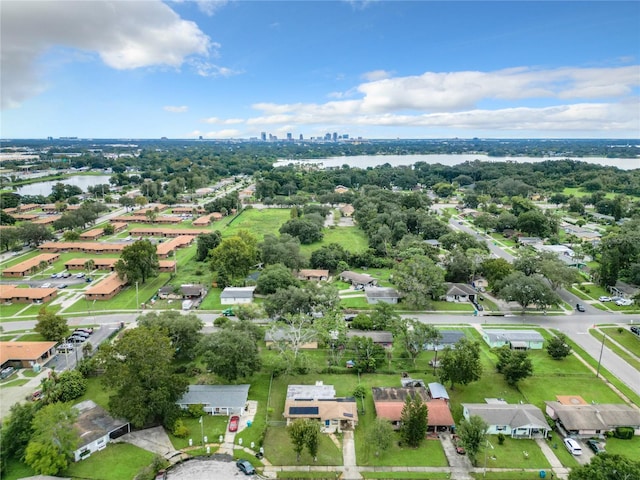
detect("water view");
top-left (15, 175), bottom-right (113, 197)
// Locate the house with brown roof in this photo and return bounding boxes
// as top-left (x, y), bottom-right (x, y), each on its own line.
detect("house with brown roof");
top-left (111, 222), bottom-right (128, 233)
top-left (0, 285), bottom-right (58, 304)
top-left (158, 260), bottom-right (177, 272)
top-left (80, 228), bottom-right (104, 240)
top-left (12, 213), bottom-right (39, 221)
top-left (283, 382), bottom-right (358, 432)
top-left (85, 273), bottom-right (127, 300)
top-left (372, 386), bottom-right (454, 432)
top-left (172, 206), bottom-right (205, 215)
top-left (129, 227), bottom-right (208, 237)
top-left (2, 253), bottom-right (60, 277)
top-left (298, 269), bottom-right (329, 282)
top-left (33, 215), bottom-right (61, 225)
top-left (65, 258), bottom-right (118, 271)
top-left (156, 235), bottom-right (194, 258)
top-left (0, 341), bottom-right (57, 369)
top-left (192, 214), bottom-right (214, 226)
top-left (339, 271), bottom-right (377, 288)
top-left (340, 204), bottom-right (355, 217)
top-left (39, 242), bottom-right (126, 254)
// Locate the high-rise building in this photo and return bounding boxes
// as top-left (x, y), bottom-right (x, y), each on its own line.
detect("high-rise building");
top-left (261, 132), bottom-right (267, 141)
top-left (287, 132), bottom-right (292, 141)
top-left (332, 132), bottom-right (338, 142)
top-left (299, 134), bottom-right (303, 141)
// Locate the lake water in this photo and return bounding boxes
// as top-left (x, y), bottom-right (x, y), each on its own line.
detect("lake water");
top-left (274, 154), bottom-right (640, 171)
top-left (16, 175), bottom-right (113, 196)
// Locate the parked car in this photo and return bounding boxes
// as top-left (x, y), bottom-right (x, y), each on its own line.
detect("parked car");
top-left (57, 283), bottom-right (68, 289)
top-left (576, 303), bottom-right (586, 312)
top-left (72, 330), bottom-right (90, 338)
top-left (57, 343), bottom-right (74, 352)
top-left (452, 435), bottom-right (466, 455)
top-left (236, 459), bottom-right (256, 475)
top-left (598, 296), bottom-right (612, 302)
top-left (75, 328), bottom-right (94, 335)
top-left (50, 273), bottom-right (59, 278)
top-left (41, 282), bottom-right (52, 288)
top-left (68, 335), bottom-right (86, 343)
top-left (61, 272), bottom-right (70, 278)
top-left (222, 308), bottom-right (234, 316)
top-left (564, 437), bottom-right (582, 455)
top-left (229, 415), bottom-right (240, 432)
top-left (587, 439), bottom-right (605, 454)
top-left (86, 277), bottom-right (93, 282)
top-left (76, 272), bottom-right (85, 278)
top-left (615, 298), bottom-right (634, 307)
top-left (0, 366), bottom-right (15, 380)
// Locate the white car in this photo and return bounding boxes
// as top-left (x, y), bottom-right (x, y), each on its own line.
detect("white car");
top-left (598, 296), bottom-right (612, 302)
top-left (41, 282), bottom-right (52, 288)
top-left (616, 299), bottom-right (634, 307)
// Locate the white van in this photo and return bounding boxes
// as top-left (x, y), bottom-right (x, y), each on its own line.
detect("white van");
top-left (564, 438), bottom-right (582, 455)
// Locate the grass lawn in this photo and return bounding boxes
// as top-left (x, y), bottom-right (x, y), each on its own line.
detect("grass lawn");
top-left (547, 437), bottom-right (580, 468)
top-left (221, 208), bottom-right (291, 240)
top-left (430, 301), bottom-right (475, 312)
top-left (571, 283), bottom-right (610, 301)
top-left (480, 438), bottom-right (549, 469)
top-left (63, 443), bottom-right (157, 480)
top-left (75, 376), bottom-right (113, 409)
top-left (63, 273), bottom-right (171, 313)
top-left (19, 303), bottom-right (62, 317)
top-left (299, 226), bottom-right (370, 256)
top-left (0, 302), bottom-right (32, 318)
top-left (264, 425), bottom-right (343, 466)
top-left (0, 249), bottom-right (40, 269)
top-left (600, 436), bottom-right (640, 458)
top-left (0, 458), bottom-right (35, 480)
top-left (590, 330), bottom-right (640, 371)
top-left (168, 415), bottom-right (229, 450)
top-left (196, 288), bottom-right (225, 310)
top-left (340, 296), bottom-right (370, 308)
top-left (0, 378), bottom-right (29, 388)
top-left (14, 332), bottom-right (46, 341)
top-left (599, 327), bottom-right (640, 357)
top-left (362, 474), bottom-right (453, 479)
top-left (472, 472), bottom-right (554, 480)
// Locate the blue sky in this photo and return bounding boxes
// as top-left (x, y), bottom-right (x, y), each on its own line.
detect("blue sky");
top-left (1, 1), bottom-right (639, 139)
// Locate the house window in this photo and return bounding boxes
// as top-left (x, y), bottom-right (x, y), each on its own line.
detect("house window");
top-left (325, 420), bottom-right (330, 426)
top-left (496, 426), bottom-right (506, 431)
top-left (97, 438), bottom-right (105, 444)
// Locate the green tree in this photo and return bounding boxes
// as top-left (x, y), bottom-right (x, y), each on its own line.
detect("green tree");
top-left (288, 419), bottom-right (308, 462)
top-left (480, 257), bottom-right (514, 287)
top-left (199, 329), bottom-right (261, 381)
top-left (457, 415), bottom-right (488, 465)
top-left (260, 233), bottom-right (305, 270)
top-left (496, 271), bottom-right (559, 312)
top-left (546, 333), bottom-right (572, 360)
top-left (304, 419), bottom-right (321, 461)
top-left (494, 346), bottom-right (533, 386)
top-left (84, 259), bottom-right (95, 273)
top-left (279, 218), bottom-right (323, 244)
top-left (539, 258), bottom-right (579, 291)
top-left (256, 263), bottom-right (299, 295)
top-left (367, 418), bottom-right (394, 457)
top-left (310, 243), bottom-right (350, 271)
top-left (439, 337), bottom-right (482, 389)
top-left (397, 320), bottom-right (439, 367)
top-left (568, 453), bottom-right (640, 480)
top-left (119, 196), bottom-right (135, 211)
top-left (45, 369), bottom-right (87, 403)
top-left (99, 325), bottom-right (187, 428)
top-left (24, 403), bottom-right (78, 475)
top-left (138, 310), bottom-right (204, 360)
top-left (195, 231), bottom-right (222, 262)
top-left (103, 223), bottom-right (115, 235)
top-left (0, 210), bottom-right (16, 225)
top-left (34, 307), bottom-right (69, 342)
top-left (348, 336), bottom-right (386, 373)
top-left (210, 231), bottom-right (258, 286)
top-left (17, 223), bottom-right (54, 247)
top-left (0, 402), bottom-right (37, 464)
top-left (115, 239), bottom-right (159, 284)
top-left (62, 230), bottom-right (80, 241)
top-left (393, 254), bottom-right (445, 308)
top-left (399, 394), bottom-right (428, 448)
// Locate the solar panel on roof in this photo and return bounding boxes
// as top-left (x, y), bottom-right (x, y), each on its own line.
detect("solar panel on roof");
top-left (289, 406), bottom-right (319, 415)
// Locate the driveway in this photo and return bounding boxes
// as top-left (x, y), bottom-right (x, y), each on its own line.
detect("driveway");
top-left (440, 433), bottom-right (473, 480)
top-left (166, 455), bottom-right (256, 480)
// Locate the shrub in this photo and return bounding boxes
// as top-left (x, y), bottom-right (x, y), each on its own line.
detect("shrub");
top-left (187, 403), bottom-right (206, 418)
top-left (614, 426), bottom-right (634, 439)
top-left (213, 316), bottom-right (230, 327)
top-left (173, 419), bottom-right (189, 438)
top-left (497, 433), bottom-right (505, 445)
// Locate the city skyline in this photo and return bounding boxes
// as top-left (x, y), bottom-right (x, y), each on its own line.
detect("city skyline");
top-left (1, 1), bottom-right (639, 140)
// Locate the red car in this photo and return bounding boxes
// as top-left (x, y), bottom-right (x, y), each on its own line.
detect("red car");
top-left (228, 415), bottom-right (239, 432)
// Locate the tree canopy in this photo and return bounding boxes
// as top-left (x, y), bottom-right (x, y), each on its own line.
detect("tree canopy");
top-left (115, 239), bottom-right (159, 284)
top-left (199, 325), bottom-right (261, 381)
top-left (399, 394), bottom-right (428, 448)
top-left (138, 310), bottom-right (204, 360)
top-left (439, 337), bottom-right (482, 389)
top-left (35, 307), bottom-right (69, 342)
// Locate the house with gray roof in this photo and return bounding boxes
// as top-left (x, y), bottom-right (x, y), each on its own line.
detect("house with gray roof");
top-left (339, 271), bottom-right (377, 288)
top-left (428, 382), bottom-right (450, 402)
top-left (444, 283), bottom-right (477, 302)
top-left (287, 382), bottom-right (336, 400)
top-left (463, 403), bottom-right (550, 439)
top-left (423, 330), bottom-right (465, 351)
top-left (177, 384), bottom-right (250, 415)
top-left (220, 286), bottom-right (256, 305)
top-left (545, 402), bottom-right (640, 438)
top-left (365, 286), bottom-right (401, 304)
top-left (347, 330), bottom-right (393, 348)
top-left (481, 329), bottom-right (544, 350)
top-left (72, 400), bottom-right (130, 462)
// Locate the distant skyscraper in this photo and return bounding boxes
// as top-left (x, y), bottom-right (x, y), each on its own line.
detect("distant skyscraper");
top-left (299, 134), bottom-right (303, 140)
top-left (287, 132), bottom-right (292, 141)
top-left (325, 133), bottom-right (331, 141)
top-left (261, 132), bottom-right (267, 141)
top-left (332, 132), bottom-right (338, 142)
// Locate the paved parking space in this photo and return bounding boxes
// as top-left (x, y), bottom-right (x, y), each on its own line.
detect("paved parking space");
top-left (167, 456), bottom-right (256, 480)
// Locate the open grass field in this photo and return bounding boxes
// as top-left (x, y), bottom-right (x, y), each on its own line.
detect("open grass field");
top-left (63, 273), bottom-right (171, 313)
top-left (300, 226), bottom-right (370, 255)
top-left (62, 443), bottom-right (157, 480)
top-left (599, 327), bottom-right (640, 356)
top-left (220, 208), bottom-right (291, 240)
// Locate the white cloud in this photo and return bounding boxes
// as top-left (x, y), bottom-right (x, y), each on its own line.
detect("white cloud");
top-left (164, 105), bottom-right (189, 113)
top-left (1, 0), bottom-right (212, 109)
top-left (361, 69), bottom-right (393, 81)
top-left (242, 66), bottom-right (639, 135)
top-left (204, 129), bottom-right (242, 138)
top-left (202, 117), bottom-right (244, 124)
top-left (195, 0), bottom-right (229, 16)
top-left (190, 60), bottom-right (242, 78)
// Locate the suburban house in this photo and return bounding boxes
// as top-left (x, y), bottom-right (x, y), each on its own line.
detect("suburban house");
top-left (339, 271), bottom-right (377, 288)
top-left (157, 235), bottom-right (194, 258)
top-left (73, 400), bottom-right (130, 462)
top-left (172, 206), bottom-right (205, 215)
top-left (423, 330), bottom-right (465, 351)
top-left (481, 329), bottom-right (545, 350)
top-left (365, 286), bottom-right (401, 304)
top-left (33, 215), bottom-right (61, 225)
top-left (298, 269), bottom-right (330, 282)
top-left (84, 273), bottom-right (127, 301)
top-left (129, 227), bottom-right (209, 238)
top-left (462, 402), bottom-right (550, 439)
top-left (176, 384), bottom-right (250, 415)
top-left (2, 253), bottom-right (60, 277)
top-left (372, 386), bottom-right (454, 432)
top-left (265, 328), bottom-right (318, 350)
top-left (424, 239), bottom-right (441, 248)
top-left (472, 278), bottom-right (488, 291)
top-left (192, 214), bottom-right (215, 226)
top-left (220, 286), bottom-right (256, 305)
top-left (39, 242), bottom-right (126, 254)
top-left (0, 285), bottom-right (58, 304)
top-left (340, 204), bottom-right (354, 217)
top-left (0, 341), bottom-right (57, 369)
top-left (158, 260), bottom-right (177, 272)
top-left (545, 397), bottom-right (640, 437)
top-left (180, 284), bottom-right (207, 300)
top-left (65, 258), bottom-right (118, 271)
top-left (283, 382), bottom-right (358, 432)
top-left (347, 330), bottom-right (393, 348)
top-left (443, 283), bottom-right (477, 303)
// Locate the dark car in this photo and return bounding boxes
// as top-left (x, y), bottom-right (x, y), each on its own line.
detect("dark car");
top-left (72, 330), bottom-right (91, 338)
top-left (75, 328), bottom-right (94, 335)
top-left (236, 459), bottom-right (256, 475)
top-left (576, 303), bottom-right (586, 312)
top-left (587, 439), bottom-right (605, 454)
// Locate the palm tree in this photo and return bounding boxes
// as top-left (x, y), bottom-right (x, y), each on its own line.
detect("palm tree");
top-left (84, 259), bottom-right (95, 273)
top-left (38, 260), bottom-right (49, 273)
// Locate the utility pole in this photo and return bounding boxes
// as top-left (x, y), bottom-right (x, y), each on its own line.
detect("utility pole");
top-left (596, 331), bottom-right (606, 378)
